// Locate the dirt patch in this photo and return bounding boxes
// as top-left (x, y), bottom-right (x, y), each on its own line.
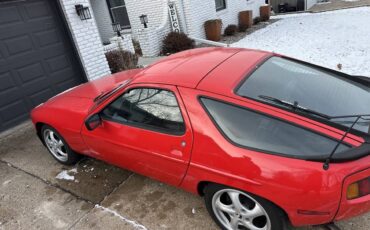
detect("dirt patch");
top-left (54, 158), bottom-right (133, 203)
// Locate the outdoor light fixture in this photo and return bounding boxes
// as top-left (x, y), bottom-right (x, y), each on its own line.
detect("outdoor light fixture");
top-left (139, 14), bottom-right (148, 28)
top-left (75, 4), bottom-right (92, 21)
top-left (112, 22), bottom-right (122, 37)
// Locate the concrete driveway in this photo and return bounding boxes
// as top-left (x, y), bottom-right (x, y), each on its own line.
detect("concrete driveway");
top-left (0, 122), bottom-right (369, 230)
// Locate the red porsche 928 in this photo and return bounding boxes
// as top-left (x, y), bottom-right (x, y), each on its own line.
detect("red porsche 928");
top-left (31, 48), bottom-right (370, 230)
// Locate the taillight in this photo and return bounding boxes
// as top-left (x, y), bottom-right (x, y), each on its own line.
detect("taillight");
top-left (347, 177), bottom-right (370, 200)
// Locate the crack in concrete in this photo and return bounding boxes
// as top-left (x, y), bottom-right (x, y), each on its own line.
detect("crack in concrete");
top-left (0, 159), bottom-right (146, 229)
top-left (95, 204), bottom-right (148, 230)
top-left (0, 159), bottom-right (94, 205)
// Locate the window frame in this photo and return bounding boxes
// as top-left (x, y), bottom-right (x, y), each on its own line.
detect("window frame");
top-left (106, 0), bottom-right (131, 29)
top-left (215, 0), bottom-right (227, 11)
top-left (99, 86), bottom-right (187, 136)
top-left (198, 95), bottom-right (352, 161)
top-left (234, 56), bottom-right (370, 138)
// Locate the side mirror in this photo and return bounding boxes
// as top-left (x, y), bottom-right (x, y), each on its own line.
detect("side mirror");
top-left (85, 114), bottom-right (102, 131)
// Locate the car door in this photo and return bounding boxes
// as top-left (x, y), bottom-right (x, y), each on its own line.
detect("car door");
top-left (81, 84), bottom-right (193, 186)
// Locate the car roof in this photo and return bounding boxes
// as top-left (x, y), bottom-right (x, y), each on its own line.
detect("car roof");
top-left (131, 47), bottom-right (271, 90)
top-left (196, 49), bottom-right (272, 95)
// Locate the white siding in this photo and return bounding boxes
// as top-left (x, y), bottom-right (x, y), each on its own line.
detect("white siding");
top-left (179, 0), bottom-right (265, 39)
top-left (90, 0), bottom-right (115, 44)
top-left (59, 0), bottom-right (111, 80)
top-left (125, 0), bottom-right (168, 39)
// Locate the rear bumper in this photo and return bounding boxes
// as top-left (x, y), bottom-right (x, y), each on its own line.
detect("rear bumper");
top-left (335, 168), bottom-right (370, 221)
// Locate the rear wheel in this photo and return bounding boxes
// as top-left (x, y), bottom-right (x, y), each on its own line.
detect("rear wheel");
top-left (41, 125), bottom-right (80, 165)
top-left (204, 184), bottom-right (287, 230)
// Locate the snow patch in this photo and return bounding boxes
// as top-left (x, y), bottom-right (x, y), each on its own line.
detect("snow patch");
top-left (95, 205), bottom-right (148, 230)
top-left (233, 7), bottom-right (370, 77)
top-left (55, 168), bottom-right (78, 181)
top-left (2, 180), bottom-right (11, 186)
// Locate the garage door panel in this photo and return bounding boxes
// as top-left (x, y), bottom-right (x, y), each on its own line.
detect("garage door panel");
top-left (0, 87), bottom-right (22, 108)
top-left (0, 0), bottom-right (84, 132)
top-left (24, 0), bottom-right (51, 20)
top-left (57, 78), bottom-right (81, 93)
top-left (0, 100), bottom-right (28, 121)
top-left (0, 72), bottom-right (16, 91)
top-left (28, 88), bottom-right (54, 107)
top-left (17, 62), bottom-right (45, 83)
top-left (35, 29), bottom-right (61, 48)
top-left (4, 35), bottom-right (34, 56)
top-left (0, 100), bottom-right (29, 129)
top-left (46, 54), bottom-right (72, 73)
top-left (0, 5), bottom-right (22, 25)
top-left (50, 68), bottom-right (79, 84)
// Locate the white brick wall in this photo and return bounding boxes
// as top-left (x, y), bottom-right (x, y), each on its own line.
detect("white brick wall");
top-left (126, 0), bottom-right (169, 39)
top-left (184, 0), bottom-right (265, 39)
top-left (106, 34), bottom-right (135, 54)
top-left (59, 0), bottom-right (111, 80)
top-left (125, 0), bottom-right (265, 55)
top-left (90, 0), bottom-right (115, 44)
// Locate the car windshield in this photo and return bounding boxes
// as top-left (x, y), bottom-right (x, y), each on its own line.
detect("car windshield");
top-left (236, 57), bottom-right (370, 133)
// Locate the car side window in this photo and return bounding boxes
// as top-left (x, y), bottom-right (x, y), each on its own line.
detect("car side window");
top-left (101, 88), bottom-right (185, 135)
top-left (200, 98), bottom-right (350, 159)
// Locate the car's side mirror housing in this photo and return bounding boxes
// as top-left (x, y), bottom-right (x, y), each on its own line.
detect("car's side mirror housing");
top-left (85, 114), bottom-right (102, 131)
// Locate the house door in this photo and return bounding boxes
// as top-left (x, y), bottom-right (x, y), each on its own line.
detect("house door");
top-left (107, 0), bottom-right (131, 29)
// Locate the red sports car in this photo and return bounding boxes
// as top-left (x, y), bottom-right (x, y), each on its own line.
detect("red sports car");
top-left (31, 48), bottom-right (370, 230)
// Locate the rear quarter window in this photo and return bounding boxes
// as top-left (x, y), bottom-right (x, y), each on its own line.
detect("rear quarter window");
top-left (200, 98), bottom-right (350, 159)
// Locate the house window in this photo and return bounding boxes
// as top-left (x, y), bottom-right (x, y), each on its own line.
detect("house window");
top-left (107, 0), bottom-right (131, 29)
top-left (215, 0), bottom-right (226, 11)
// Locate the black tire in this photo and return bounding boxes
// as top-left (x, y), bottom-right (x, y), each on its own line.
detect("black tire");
top-left (41, 125), bottom-right (80, 165)
top-left (204, 184), bottom-right (288, 230)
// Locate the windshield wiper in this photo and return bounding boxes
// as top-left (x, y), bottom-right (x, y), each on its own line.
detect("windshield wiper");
top-left (323, 114), bottom-right (370, 170)
top-left (255, 95), bottom-right (370, 169)
top-left (258, 95), bottom-right (331, 120)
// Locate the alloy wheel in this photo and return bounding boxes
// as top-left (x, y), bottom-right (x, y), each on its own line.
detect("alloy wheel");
top-left (212, 189), bottom-right (271, 230)
top-left (43, 129), bottom-right (68, 162)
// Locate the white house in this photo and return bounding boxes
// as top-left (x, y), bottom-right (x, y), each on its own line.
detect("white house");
top-left (0, 0), bottom-right (265, 132)
top-left (90, 0), bottom-right (267, 56)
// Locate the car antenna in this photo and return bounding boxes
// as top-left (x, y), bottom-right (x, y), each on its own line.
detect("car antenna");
top-left (323, 114), bottom-right (370, 170)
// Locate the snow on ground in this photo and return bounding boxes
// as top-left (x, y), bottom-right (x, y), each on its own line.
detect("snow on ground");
top-left (55, 168), bottom-right (77, 181)
top-left (232, 7), bottom-right (370, 76)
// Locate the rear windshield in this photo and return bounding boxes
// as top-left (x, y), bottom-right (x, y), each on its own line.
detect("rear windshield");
top-left (236, 57), bottom-right (370, 133)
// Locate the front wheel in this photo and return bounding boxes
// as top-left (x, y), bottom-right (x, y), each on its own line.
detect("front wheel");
top-left (41, 125), bottom-right (80, 165)
top-left (204, 184), bottom-right (287, 230)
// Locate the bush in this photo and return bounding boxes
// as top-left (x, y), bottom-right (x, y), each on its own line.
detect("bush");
top-left (162, 32), bottom-right (194, 55)
top-left (132, 39), bottom-right (142, 56)
top-left (224, 24), bottom-right (238, 36)
top-left (238, 23), bottom-right (248, 32)
top-left (253, 17), bottom-right (261, 25)
top-left (105, 50), bottom-right (138, 74)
